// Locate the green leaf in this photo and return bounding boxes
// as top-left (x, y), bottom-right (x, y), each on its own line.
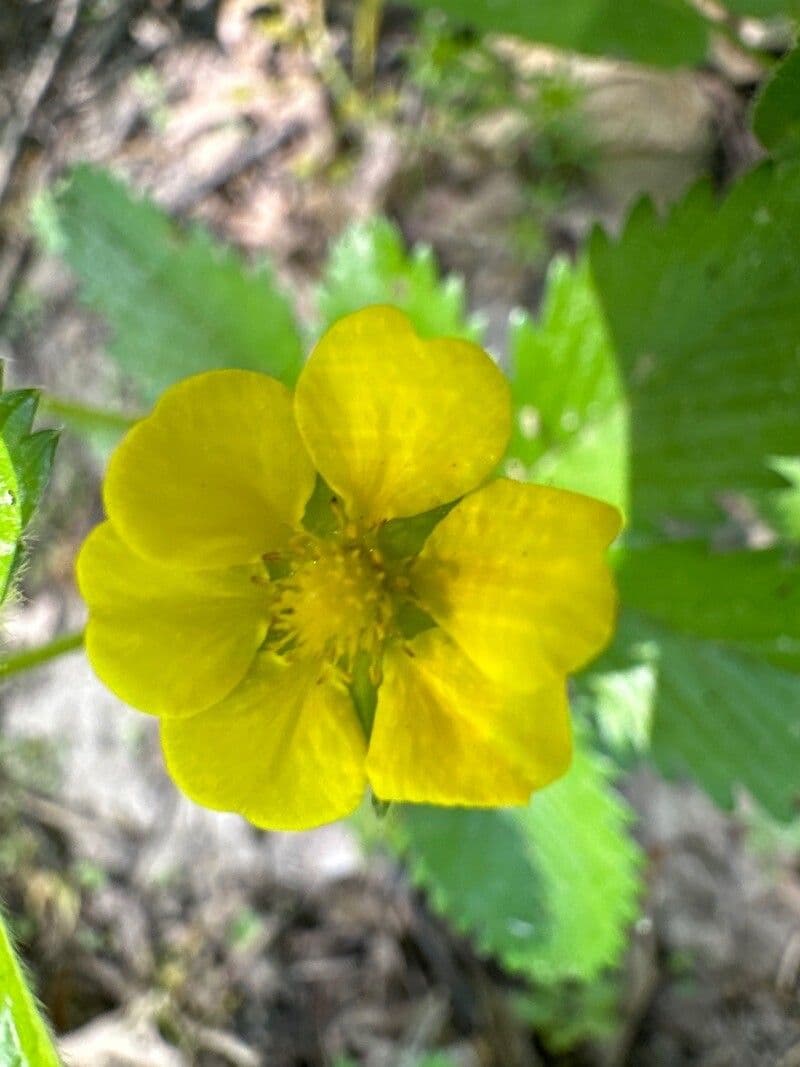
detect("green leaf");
top-left (381, 738), bottom-right (642, 984)
top-left (504, 257), bottom-right (628, 512)
top-left (511, 744), bottom-right (642, 982)
top-left (585, 536), bottom-right (800, 818)
top-left (514, 974), bottom-right (621, 1052)
top-left (0, 386), bottom-right (57, 599)
top-left (753, 47), bottom-right (800, 158)
top-left (401, 0), bottom-right (709, 67)
top-left (594, 613), bottom-right (800, 821)
top-left (0, 915), bottom-right (60, 1067)
top-left (35, 166), bottom-right (304, 402)
top-left (385, 806), bottom-right (552, 969)
top-left (618, 542), bottom-right (800, 673)
top-left (590, 163), bottom-right (800, 533)
top-left (316, 217), bottom-right (483, 341)
top-left (9, 431), bottom-right (58, 530)
top-left (0, 436), bottom-right (22, 602)
top-left (0, 390), bottom-right (57, 528)
top-left (723, 0), bottom-right (800, 13)
top-left (757, 456), bottom-right (800, 541)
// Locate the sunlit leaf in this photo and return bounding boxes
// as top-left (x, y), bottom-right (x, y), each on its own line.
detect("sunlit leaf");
top-left (317, 217), bottom-right (482, 341)
top-left (504, 257), bottom-right (627, 512)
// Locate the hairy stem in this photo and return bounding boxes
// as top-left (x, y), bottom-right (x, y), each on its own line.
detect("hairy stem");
top-left (0, 629), bottom-right (85, 681)
top-left (40, 394), bottom-right (138, 434)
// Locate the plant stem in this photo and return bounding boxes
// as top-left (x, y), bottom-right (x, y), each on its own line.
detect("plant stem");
top-left (0, 629), bottom-right (85, 681)
top-left (40, 394), bottom-right (139, 434)
top-left (353, 0), bottom-right (383, 91)
top-left (302, 0), bottom-right (355, 113)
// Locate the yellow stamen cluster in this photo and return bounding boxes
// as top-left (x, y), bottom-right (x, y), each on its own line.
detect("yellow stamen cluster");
top-left (269, 531), bottom-right (395, 671)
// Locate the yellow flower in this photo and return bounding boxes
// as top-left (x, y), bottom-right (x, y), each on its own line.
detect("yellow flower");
top-left (77, 306), bottom-right (620, 830)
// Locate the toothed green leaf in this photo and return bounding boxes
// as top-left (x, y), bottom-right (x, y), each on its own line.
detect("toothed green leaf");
top-left (618, 542), bottom-right (800, 674)
top-left (316, 217), bottom-right (482, 341)
top-left (0, 386), bottom-right (57, 599)
top-left (0, 435), bottom-right (22, 601)
top-left (591, 613), bottom-right (800, 821)
top-left (35, 166), bottom-right (304, 402)
top-left (590, 162), bottom-right (800, 534)
top-left (510, 743), bottom-right (642, 982)
top-left (504, 257), bottom-right (627, 511)
top-left (384, 805), bottom-right (551, 968)
top-left (582, 537), bottom-right (800, 818)
top-left (379, 737), bottom-right (642, 984)
top-left (0, 917), bottom-right (60, 1067)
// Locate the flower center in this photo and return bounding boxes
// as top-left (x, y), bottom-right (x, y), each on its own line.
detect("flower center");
top-left (269, 533), bottom-right (394, 668)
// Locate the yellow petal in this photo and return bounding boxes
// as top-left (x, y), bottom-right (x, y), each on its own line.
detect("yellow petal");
top-left (294, 306), bottom-right (511, 524)
top-left (77, 522), bottom-right (269, 716)
top-left (366, 629), bottom-right (571, 805)
top-left (105, 370), bottom-right (316, 569)
top-left (412, 478), bottom-right (621, 691)
top-left (161, 655), bottom-right (367, 830)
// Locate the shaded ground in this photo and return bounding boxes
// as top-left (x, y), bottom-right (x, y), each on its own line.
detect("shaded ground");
top-left (2, 2), bottom-right (800, 1065)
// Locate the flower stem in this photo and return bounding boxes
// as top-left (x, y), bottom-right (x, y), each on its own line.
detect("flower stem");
top-left (40, 394), bottom-right (139, 436)
top-left (0, 629), bottom-right (85, 681)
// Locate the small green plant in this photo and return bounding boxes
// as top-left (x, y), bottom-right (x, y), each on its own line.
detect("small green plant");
top-left (3, 20), bottom-right (800, 1064)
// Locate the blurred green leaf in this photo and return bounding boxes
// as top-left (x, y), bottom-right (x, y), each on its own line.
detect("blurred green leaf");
top-left (723, 0), bottom-right (800, 13)
top-left (382, 737), bottom-right (642, 984)
top-left (35, 166), bottom-right (304, 402)
top-left (757, 456), bottom-right (800, 540)
top-left (505, 257), bottom-right (628, 511)
top-left (753, 47), bottom-right (800, 157)
top-left (590, 164), bottom-right (800, 534)
top-left (316, 217), bottom-right (483, 341)
top-left (514, 973), bottom-right (621, 1053)
top-left (0, 917), bottom-right (60, 1067)
top-left (401, 0), bottom-right (709, 66)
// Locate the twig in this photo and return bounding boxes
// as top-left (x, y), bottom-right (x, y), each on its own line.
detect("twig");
top-left (0, 0), bottom-right (83, 208)
top-left (156, 120), bottom-right (307, 215)
top-left (179, 1018), bottom-right (261, 1067)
